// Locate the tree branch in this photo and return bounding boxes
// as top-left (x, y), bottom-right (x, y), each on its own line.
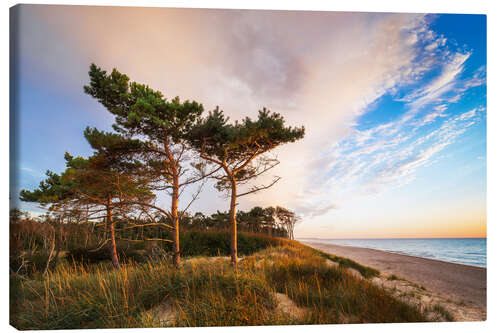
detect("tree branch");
top-left (237, 176), bottom-right (281, 197)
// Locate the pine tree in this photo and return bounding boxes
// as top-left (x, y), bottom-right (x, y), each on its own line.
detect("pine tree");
top-left (275, 206), bottom-right (300, 240)
top-left (187, 107), bottom-right (305, 266)
top-left (21, 129), bottom-right (154, 269)
top-left (84, 64), bottom-right (210, 267)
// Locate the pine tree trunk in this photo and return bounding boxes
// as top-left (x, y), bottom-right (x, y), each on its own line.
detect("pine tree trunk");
top-left (229, 178), bottom-right (238, 267)
top-left (107, 196), bottom-right (120, 270)
top-left (171, 170), bottom-right (181, 268)
top-left (164, 139), bottom-right (181, 268)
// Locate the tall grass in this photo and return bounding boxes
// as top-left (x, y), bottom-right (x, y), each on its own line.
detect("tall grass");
top-left (310, 248), bottom-right (380, 278)
top-left (11, 241), bottom-right (435, 329)
top-left (260, 246), bottom-right (426, 323)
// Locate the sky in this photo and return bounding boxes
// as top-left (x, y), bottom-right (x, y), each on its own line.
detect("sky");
top-left (10, 5), bottom-right (486, 239)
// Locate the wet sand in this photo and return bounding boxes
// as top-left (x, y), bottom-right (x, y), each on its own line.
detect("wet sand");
top-left (302, 241), bottom-right (486, 312)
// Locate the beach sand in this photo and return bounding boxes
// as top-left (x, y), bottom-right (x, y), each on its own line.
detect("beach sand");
top-left (302, 241), bottom-right (486, 321)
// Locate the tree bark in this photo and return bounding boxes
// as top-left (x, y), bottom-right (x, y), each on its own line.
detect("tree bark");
top-left (107, 195), bottom-right (121, 270)
top-left (171, 169), bottom-right (181, 268)
top-left (229, 178), bottom-right (238, 267)
top-left (164, 139), bottom-right (181, 268)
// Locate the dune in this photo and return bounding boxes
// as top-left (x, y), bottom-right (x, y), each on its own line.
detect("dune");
top-left (302, 241), bottom-right (486, 321)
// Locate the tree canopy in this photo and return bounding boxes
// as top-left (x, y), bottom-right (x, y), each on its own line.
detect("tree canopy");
top-left (188, 107), bottom-right (305, 168)
top-left (186, 106), bottom-right (305, 266)
top-left (21, 128), bottom-right (155, 269)
top-left (83, 63), bottom-right (208, 267)
top-left (84, 63), bottom-right (203, 143)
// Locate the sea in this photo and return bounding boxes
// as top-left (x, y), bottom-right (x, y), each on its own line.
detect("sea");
top-left (298, 238), bottom-right (486, 268)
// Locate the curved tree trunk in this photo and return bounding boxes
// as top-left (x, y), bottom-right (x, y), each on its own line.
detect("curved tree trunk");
top-left (229, 178), bottom-right (238, 267)
top-left (107, 196), bottom-right (121, 270)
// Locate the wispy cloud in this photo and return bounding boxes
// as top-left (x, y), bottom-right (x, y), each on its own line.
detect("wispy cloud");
top-left (397, 52), bottom-right (470, 113)
top-left (300, 97), bottom-right (484, 215)
top-left (20, 166), bottom-right (45, 178)
top-left (222, 12), bottom-right (485, 218)
top-left (290, 35), bottom-right (485, 217)
top-left (15, 7), bottom-right (485, 225)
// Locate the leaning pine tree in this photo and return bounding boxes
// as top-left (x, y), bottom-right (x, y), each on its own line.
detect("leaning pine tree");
top-left (187, 107), bottom-right (305, 266)
top-left (84, 64), bottom-right (210, 268)
top-left (21, 128), bottom-right (155, 270)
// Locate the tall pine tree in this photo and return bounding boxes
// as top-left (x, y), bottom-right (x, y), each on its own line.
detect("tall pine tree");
top-left (84, 64), bottom-right (210, 267)
top-left (187, 107), bottom-right (305, 266)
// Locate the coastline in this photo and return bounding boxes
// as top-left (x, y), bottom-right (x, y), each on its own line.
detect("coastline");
top-left (301, 240), bottom-right (486, 321)
top-left (299, 238), bottom-right (486, 268)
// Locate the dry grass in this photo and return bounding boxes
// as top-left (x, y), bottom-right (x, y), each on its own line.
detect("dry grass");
top-left (11, 241), bottom-right (445, 329)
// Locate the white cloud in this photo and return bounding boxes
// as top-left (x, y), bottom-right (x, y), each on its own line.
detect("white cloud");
top-left (16, 7), bottom-right (486, 224)
top-left (311, 107), bottom-right (483, 208)
top-left (401, 52), bottom-right (470, 112)
top-left (425, 42), bottom-right (438, 51)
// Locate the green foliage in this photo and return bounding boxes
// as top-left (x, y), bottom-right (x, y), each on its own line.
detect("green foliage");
top-left (21, 129), bottom-right (154, 209)
top-left (84, 64), bottom-right (204, 143)
top-left (10, 209), bottom-right (297, 265)
top-left (10, 250), bottom-right (57, 277)
top-left (188, 107), bottom-right (305, 165)
top-left (182, 206), bottom-right (294, 238)
top-left (62, 131), bottom-right (154, 203)
top-left (19, 170), bottom-right (73, 206)
top-left (178, 231), bottom-right (287, 257)
top-left (67, 246), bottom-right (147, 265)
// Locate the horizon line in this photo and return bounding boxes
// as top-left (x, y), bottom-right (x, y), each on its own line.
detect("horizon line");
top-left (297, 237), bottom-right (487, 240)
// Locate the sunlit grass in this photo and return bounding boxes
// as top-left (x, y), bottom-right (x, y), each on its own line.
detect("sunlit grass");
top-left (11, 241), bottom-right (436, 329)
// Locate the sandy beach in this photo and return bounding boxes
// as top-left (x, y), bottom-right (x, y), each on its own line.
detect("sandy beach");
top-left (302, 241), bottom-right (486, 321)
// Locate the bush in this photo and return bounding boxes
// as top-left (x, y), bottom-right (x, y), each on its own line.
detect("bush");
top-left (10, 251), bottom-right (57, 276)
top-left (66, 231), bottom-right (288, 265)
top-left (177, 230), bottom-right (288, 257)
top-left (67, 245), bottom-right (147, 265)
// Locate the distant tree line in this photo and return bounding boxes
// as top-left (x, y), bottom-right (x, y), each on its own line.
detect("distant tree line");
top-left (183, 206), bottom-right (300, 239)
top-left (18, 64), bottom-right (305, 269)
top-left (10, 204), bottom-right (299, 275)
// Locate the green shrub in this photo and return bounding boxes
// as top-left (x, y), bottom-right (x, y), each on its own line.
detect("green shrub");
top-left (10, 251), bottom-right (58, 276)
top-left (66, 231), bottom-right (287, 266)
top-left (177, 230), bottom-right (287, 257)
top-left (67, 246), bottom-right (147, 265)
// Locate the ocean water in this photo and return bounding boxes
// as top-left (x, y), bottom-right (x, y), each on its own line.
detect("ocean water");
top-left (299, 238), bottom-right (486, 268)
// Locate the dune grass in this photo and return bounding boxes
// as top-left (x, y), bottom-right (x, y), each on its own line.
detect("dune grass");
top-left (310, 248), bottom-right (380, 278)
top-left (11, 240), bottom-right (437, 329)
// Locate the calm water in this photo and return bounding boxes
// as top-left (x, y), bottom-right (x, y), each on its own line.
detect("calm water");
top-left (299, 238), bottom-right (486, 268)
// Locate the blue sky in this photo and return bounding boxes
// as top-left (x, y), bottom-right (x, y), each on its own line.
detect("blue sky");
top-left (11, 6), bottom-right (486, 238)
